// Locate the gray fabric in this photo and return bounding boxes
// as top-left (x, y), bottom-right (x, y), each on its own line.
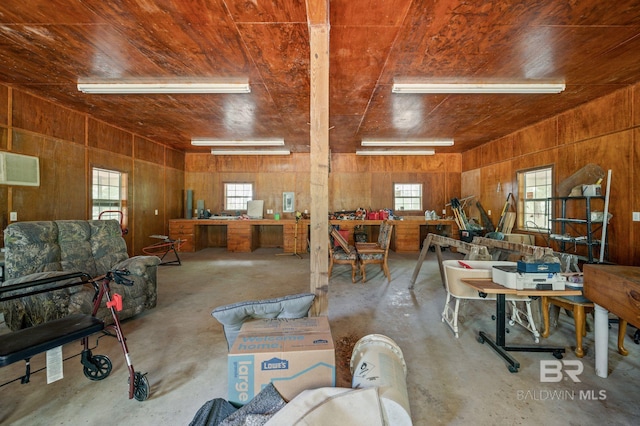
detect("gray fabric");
top-left (189, 398), bottom-right (238, 426)
top-left (211, 293), bottom-right (315, 349)
top-left (220, 383), bottom-right (286, 426)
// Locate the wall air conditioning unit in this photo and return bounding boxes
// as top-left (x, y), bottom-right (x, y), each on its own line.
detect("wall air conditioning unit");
top-left (0, 152), bottom-right (40, 186)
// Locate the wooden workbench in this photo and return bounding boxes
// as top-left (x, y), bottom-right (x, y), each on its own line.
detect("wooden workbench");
top-left (168, 217), bottom-right (458, 254)
top-left (583, 264), bottom-right (640, 377)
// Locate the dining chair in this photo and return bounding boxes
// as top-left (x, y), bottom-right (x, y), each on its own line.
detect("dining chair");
top-left (329, 228), bottom-right (359, 283)
top-left (356, 221), bottom-right (394, 283)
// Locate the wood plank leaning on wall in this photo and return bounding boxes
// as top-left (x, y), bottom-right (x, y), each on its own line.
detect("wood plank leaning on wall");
top-left (307, 0), bottom-right (330, 316)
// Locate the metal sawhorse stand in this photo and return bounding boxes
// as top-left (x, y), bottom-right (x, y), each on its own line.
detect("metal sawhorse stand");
top-left (142, 235), bottom-right (183, 266)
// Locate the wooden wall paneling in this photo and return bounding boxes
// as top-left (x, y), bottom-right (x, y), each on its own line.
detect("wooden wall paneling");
top-left (256, 171), bottom-right (295, 218)
top-left (443, 153), bottom-right (462, 174)
top-left (259, 224), bottom-right (284, 248)
top-left (165, 147), bottom-right (185, 171)
top-left (164, 166), bottom-right (185, 228)
top-left (461, 146), bottom-right (481, 172)
top-left (87, 118), bottom-right (133, 157)
top-left (422, 173), bottom-right (446, 214)
top-left (512, 118), bottom-right (558, 157)
top-left (295, 172), bottom-right (311, 215)
top-left (634, 85), bottom-right (640, 127)
top-left (370, 169), bottom-right (394, 210)
top-left (329, 172), bottom-right (371, 212)
top-left (476, 164), bottom-right (506, 228)
top-left (575, 131), bottom-right (634, 264)
top-left (558, 87), bottom-right (632, 145)
top-left (185, 171), bottom-right (220, 214)
top-left (445, 171), bottom-right (462, 217)
top-left (185, 153), bottom-right (210, 172)
top-left (481, 136), bottom-right (513, 167)
top-left (206, 225), bottom-right (227, 249)
top-left (11, 91), bottom-right (85, 144)
top-left (0, 85), bottom-right (8, 126)
top-left (0, 127), bottom-right (7, 150)
top-left (134, 136), bottom-right (165, 166)
top-left (11, 130), bottom-right (86, 221)
top-left (460, 169), bottom-right (481, 224)
top-left (132, 160), bottom-right (166, 255)
top-left (331, 153), bottom-right (368, 173)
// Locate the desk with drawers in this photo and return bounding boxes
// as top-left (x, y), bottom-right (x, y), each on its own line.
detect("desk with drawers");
top-left (168, 217), bottom-right (458, 254)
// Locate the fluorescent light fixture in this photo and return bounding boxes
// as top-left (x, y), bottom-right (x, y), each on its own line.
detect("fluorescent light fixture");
top-left (392, 82), bottom-right (565, 94)
top-left (192, 139), bottom-right (284, 146)
top-left (356, 149), bottom-right (435, 156)
top-left (210, 149), bottom-right (290, 155)
top-left (77, 81), bottom-right (250, 94)
top-left (361, 140), bottom-right (454, 147)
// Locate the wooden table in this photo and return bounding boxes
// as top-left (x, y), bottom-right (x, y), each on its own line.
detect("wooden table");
top-left (583, 264), bottom-right (640, 378)
top-left (462, 278), bottom-right (582, 373)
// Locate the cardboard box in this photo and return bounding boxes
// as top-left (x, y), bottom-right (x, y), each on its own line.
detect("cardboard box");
top-left (228, 316), bottom-right (335, 405)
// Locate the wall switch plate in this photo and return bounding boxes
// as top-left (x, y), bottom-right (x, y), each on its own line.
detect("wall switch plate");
top-left (633, 212), bottom-right (640, 222)
top-left (10, 211), bottom-right (17, 221)
top-left (155, 209), bottom-right (158, 215)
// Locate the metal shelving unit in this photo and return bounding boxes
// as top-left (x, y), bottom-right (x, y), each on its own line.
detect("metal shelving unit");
top-left (546, 195), bottom-right (608, 263)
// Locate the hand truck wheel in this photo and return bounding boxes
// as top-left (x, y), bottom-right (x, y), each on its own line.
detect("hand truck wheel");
top-left (83, 354), bottom-right (112, 381)
top-left (129, 372), bottom-right (150, 401)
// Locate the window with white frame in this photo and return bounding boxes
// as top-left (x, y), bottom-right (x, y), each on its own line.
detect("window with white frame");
top-left (394, 183), bottom-right (422, 212)
top-left (517, 166), bottom-right (553, 232)
top-left (92, 167), bottom-right (127, 221)
top-left (225, 183), bottom-right (253, 211)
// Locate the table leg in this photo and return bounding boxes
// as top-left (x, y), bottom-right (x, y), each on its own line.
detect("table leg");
top-left (618, 319), bottom-right (629, 356)
top-left (478, 294), bottom-right (566, 373)
top-left (477, 294), bottom-right (520, 373)
top-left (594, 303), bottom-right (609, 378)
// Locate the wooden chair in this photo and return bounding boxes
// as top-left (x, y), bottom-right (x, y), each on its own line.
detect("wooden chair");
top-left (329, 228), bottom-right (359, 283)
top-left (356, 221), bottom-right (394, 283)
top-left (542, 296), bottom-right (628, 358)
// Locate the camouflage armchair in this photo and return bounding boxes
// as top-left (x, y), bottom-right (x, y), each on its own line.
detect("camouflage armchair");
top-left (1, 220), bottom-right (161, 331)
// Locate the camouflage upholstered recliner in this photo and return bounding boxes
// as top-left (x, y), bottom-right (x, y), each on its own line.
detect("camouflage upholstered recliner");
top-left (1, 220), bottom-right (161, 331)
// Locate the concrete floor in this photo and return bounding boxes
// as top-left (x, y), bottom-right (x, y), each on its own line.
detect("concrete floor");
top-left (1, 247), bottom-right (639, 425)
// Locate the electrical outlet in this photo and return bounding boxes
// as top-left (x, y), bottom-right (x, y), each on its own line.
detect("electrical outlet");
top-left (488, 210), bottom-right (492, 216)
top-left (155, 209), bottom-right (158, 215)
top-left (10, 211), bottom-right (17, 221)
top-left (633, 212), bottom-right (640, 222)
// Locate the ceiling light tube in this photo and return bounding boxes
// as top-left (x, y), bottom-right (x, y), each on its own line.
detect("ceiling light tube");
top-left (361, 140), bottom-right (454, 147)
top-left (77, 82), bottom-right (250, 94)
top-left (356, 149), bottom-right (435, 156)
top-left (192, 139), bottom-right (284, 146)
top-left (392, 82), bottom-right (565, 94)
top-left (210, 149), bottom-right (290, 155)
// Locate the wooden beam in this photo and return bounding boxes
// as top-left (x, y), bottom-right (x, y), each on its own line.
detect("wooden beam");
top-left (307, 1), bottom-right (330, 316)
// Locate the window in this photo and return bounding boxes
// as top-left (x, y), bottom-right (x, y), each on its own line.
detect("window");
top-left (394, 183), bottom-right (422, 212)
top-left (517, 166), bottom-right (553, 232)
top-left (92, 167), bottom-right (127, 221)
top-left (225, 183), bottom-right (253, 211)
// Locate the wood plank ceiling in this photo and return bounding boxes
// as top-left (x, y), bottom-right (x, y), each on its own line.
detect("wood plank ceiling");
top-left (1, 0), bottom-right (639, 154)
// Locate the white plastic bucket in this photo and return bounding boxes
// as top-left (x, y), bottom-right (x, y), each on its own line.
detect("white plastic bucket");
top-left (350, 334), bottom-right (412, 425)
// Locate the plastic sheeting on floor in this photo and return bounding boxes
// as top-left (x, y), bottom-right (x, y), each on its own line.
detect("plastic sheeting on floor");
top-left (266, 387), bottom-right (385, 425)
